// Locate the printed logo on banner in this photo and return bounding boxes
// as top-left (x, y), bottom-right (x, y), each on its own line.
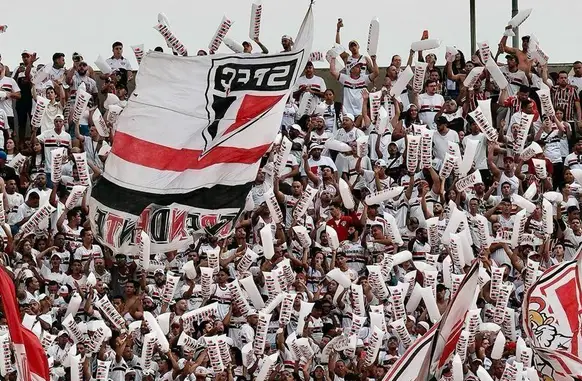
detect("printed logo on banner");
top-left (202, 54), bottom-right (301, 156)
top-left (93, 204), bottom-right (239, 249)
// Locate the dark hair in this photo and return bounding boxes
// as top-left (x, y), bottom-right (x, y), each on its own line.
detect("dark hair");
top-left (559, 70), bottom-right (569, 76)
top-left (324, 88), bottom-right (335, 95)
top-left (425, 79), bottom-right (437, 88)
top-left (28, 191), bottom-right (40, 200)
top-left (518, 85), bottom-right (530, 94)
top-left (112, 41), bottom-right (123, 49)
top-left (520, 99), bottom-right (532, 110)
top-left (428, 68), bottom-right (441, 81)
top-left (330, 201), bottom-right (343, 209)
top-left (67, 209), bottom-right (80, 220)
top-left (154, 47), bottom-right (164, 52)
top-left (452, 50), bottom-right (466, 75)
top-left (80, 228), bottom-right (91, 238)
top-left (52, 52), bottom-right (65, 62)
top-left (70, 259), bottom-right (82, 266)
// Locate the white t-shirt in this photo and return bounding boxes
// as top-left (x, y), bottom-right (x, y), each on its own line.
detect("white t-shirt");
top-left (565, 152), bottom-right (582, 170)
top-left (568, 76), bottom-right (582, 94)
top-left (500, 66), bottom-right (529, 96)
top-left (280, 155), bottom-right (299, 185)
top-left (36, 129), bottom-right (72, 172)
top-left (6, 192), bottom-right (24, 225)
top-left (282, 102), bottom-right (297, 127)
top-left (105, 57), bottom-right (132, 71)
top-left (13, 203), bottom-right (37, 225)
top-left (302, 156), bottom-right (337, 186)
top-left (338, 73), bottom-right (372, 116)
top-left (418, 93), bottom-right (445, 129)
top-left (34, 66), bottom-right (66, 96)
top-left (333, 127), bottom-right (365, 145)
top-left (539, 129), bottom-right (562, 164)
top-left (0, 77), bottom-right (20, 117)
top-left (336, 155), bottom-right (372, 190)
top-left (295, 75), bottom-right (327, 94)
top-left (320, 102), bottom-right (337, 133)
top-left (463, 133), bottom-right (488, 170)
top-left (73, 245), bottom-right (104, 264)
top-left (433, 129), bottom-right (460, 162)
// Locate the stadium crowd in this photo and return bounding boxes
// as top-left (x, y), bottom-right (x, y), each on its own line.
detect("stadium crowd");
top-left (0, 13), bottom-right (581, 381)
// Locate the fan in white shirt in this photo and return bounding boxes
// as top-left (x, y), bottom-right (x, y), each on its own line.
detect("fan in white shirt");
top-left (294, 62), bottom-right (327, 100)
top-left (412, 79), bottom-right (445, 129)
top-left (330, 55), bottom-right (379, 117)
top-left (433, 117), bottom-right (460, 163)
top-left (32, 114), bottom-right (72, 175)
top-left (333, 114), bottom-right (365, 145)
top-left (568, 61), bottom-right (582, 93)
top-left (0, 63), bottom-right (21, 120)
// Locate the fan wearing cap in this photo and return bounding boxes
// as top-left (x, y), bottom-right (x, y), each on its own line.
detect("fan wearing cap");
top-left (335, 19), bottom-right (367, 72)
top-left (31, 110), bottom-right (71, 182)
top-left (329, 52), bottom-right (378, 117)
top-left (306, 115), bottom-right (332, 148)
top-left (433, 116), bottom-right (459, 163)
top-left (66, 55), bottom-right (98, 105)
top-left (281, 35), bottom-right (294, 52)
top-left (145, 268), bottom-right (166, 308)
top-left (487, 145), bottom-right (522, 197)
top-left (500, 87), bottom-right (540, 132)
top-left (47, 331), bottom-right (71, 366)
top-left (294, 61), bottom-right (327, 100)
top-left (499, 27), bottom-right (532, 73)
top-left (242, 38), bottom-right (269, 54)
top-left (0, 62), bottom-right (21, 130)
top-left (356, 158), bottom-right (393, 193)
top-left (332, 113), bottom-right (365, 148)
top-left (302, 143), bottom-right (337, 185)
top-left (40, 251), bottom-right (66, 285)
top-left (497, 54), bottom-right (529, 97)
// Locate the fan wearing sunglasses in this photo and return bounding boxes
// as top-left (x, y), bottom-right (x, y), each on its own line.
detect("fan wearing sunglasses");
top-left (65, 54), bottom-right (98, 107)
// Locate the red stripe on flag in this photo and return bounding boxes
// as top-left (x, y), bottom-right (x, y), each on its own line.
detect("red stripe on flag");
top-left (0, 269), bottom-right (50, 381)
top-left (111, 132), bottom-right (271, 171)
top-left (224, 94), bottom-right (283, 136)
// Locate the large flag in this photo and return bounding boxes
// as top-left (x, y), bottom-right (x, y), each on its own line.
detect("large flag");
top-left (0, 269), bottom-right (50, 381)
top-left (90, 6), bottom-right (314, 252)
top-left (382, 324), bottom-right (438, 381)
top-left (523, 259), bottom-right (582, 357)
top-left (531, 347), bottom-right (582, 381)
top-left (419, 260), bottom-right (480, 379)
top-left (382, 262), bottom-right (479, 381)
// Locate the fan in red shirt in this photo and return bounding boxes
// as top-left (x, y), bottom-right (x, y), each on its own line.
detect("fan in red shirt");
top-left (326, 202), bottom-right (361, 242)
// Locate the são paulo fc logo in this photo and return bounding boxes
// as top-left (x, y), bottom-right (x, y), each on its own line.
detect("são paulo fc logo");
top-left (201, 52), bottom-right (303, 157)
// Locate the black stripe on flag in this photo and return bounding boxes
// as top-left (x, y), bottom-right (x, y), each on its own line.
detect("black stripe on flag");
top-left (92, 177), bottom-right (253, 216)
